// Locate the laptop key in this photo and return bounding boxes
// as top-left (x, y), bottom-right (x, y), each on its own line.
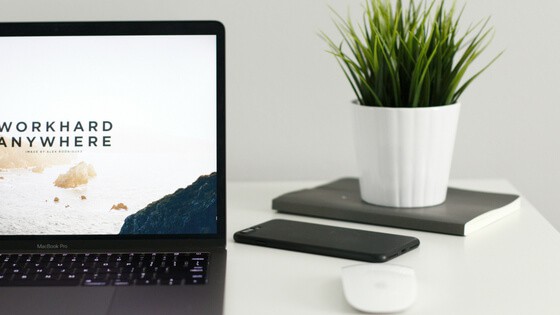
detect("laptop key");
top-left (36, 274), bottom-right (56, 280)
top-left (185, 278), bottom-right (205, 285)
top-left (138, 272), bottom-right (156, 281)
top-left (160, 277), bottom-right (182, 285)
top-left (13, 274), bottom-right (31, 280)
top-left (95, 267), bottom-right (118, 274)
top-left (83, 280), bottom-right (109, 286)
top-left (60, 274), bottom-right (80, 280)
top-left (166, 266), bottom-right (189, 275)
top-left (114, 273), bottom-right (133, 281)
top-left (48, 268), bottom-right (69, 274)
top-left (83, 273), bottom-right (109, 285)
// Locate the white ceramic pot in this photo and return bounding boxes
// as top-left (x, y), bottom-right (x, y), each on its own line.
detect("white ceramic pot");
top-left (353, 103), bottom-right (461, 208)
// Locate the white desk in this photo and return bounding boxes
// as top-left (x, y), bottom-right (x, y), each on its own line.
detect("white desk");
top-left (224, 179), bottom-right (560, 315)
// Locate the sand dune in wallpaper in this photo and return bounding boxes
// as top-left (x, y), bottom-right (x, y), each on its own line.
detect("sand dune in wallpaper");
top-left (54, 162), bottom-right (96, 188)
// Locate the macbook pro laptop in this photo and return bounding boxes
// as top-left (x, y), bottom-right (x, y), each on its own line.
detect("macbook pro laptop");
top-left (0, 21), bottom-right (226, 314)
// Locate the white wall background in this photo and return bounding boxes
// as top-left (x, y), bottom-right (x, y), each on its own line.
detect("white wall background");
top-left (1, 0), bottom-right (559, 232)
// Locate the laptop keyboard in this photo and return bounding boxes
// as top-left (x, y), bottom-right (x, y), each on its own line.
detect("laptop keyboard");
top-left (0, 252), bottom-right (208, 287)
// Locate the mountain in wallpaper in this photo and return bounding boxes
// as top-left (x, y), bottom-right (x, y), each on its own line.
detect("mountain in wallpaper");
top-left (119, 172), bottom-right (217, 234)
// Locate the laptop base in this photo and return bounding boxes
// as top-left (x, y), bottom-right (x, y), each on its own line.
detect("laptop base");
top-left (0, 248), bottom-right (226, 315)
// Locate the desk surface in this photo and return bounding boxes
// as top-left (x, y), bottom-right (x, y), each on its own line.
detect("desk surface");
top-left (224, 179), bottom-right (560, 315)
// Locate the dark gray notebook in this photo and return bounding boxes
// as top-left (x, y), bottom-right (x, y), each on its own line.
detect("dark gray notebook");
top-left (272, 178), bottom-right (520, 236)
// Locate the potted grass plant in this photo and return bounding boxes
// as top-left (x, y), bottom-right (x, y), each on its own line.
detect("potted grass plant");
top-left (322, 0), bottom-right (501, 207)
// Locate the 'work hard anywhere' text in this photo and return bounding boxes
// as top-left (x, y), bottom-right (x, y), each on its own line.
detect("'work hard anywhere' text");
top-left (0, 121), bottom-right (113, 148)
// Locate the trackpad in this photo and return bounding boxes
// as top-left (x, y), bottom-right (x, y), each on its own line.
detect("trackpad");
top-left (0, 287), bottom-right (116, 315)
top-left (109, 286), bottom-right (222, 315)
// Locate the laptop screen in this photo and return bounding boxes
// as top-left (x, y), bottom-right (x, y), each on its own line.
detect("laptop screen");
top-left (0, 34), bottom-right (218, 236)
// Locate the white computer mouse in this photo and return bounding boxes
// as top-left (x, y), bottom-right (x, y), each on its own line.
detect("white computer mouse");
top-left (341, 263), bottom-right (417, 313)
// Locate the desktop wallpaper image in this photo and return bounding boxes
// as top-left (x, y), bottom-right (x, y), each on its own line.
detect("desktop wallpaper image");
top-left (0, 35), bottom-right (217, 235)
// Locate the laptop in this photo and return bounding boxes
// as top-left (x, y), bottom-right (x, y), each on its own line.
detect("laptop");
top-left (0, 21), bottom-right (226, 314)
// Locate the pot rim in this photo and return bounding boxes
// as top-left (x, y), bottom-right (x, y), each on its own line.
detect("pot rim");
top-left (353, 100), bottom-right (461, 111)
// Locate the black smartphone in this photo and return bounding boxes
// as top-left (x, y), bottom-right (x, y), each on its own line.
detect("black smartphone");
top-left (233, 219), bottom-right (419, 262)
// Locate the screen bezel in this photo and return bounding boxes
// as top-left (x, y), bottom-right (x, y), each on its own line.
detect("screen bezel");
top-left (0, 21), bottom-right (226, 250)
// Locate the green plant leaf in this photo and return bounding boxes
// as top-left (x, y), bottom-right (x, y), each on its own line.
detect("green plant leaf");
top-left (321, 0), bottom-right (502, 107)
